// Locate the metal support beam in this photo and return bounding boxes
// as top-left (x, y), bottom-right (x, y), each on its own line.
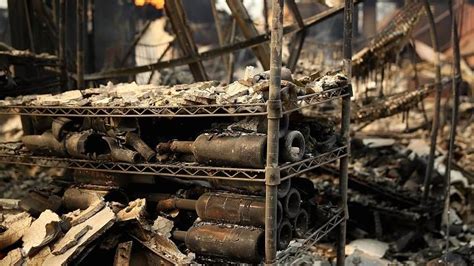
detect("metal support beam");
top-left (165, 0), bottom-right (208, 81)
top-left (286, 0), bottom-right (307, 71)
top-left (227, 0), bottom-right (271, 70)
top-left (76, 0), bottom-right (85, 89)
top-left (337, 0), bottom-right (353, 265)
top-left (265, 0), bottom-right (284, 263)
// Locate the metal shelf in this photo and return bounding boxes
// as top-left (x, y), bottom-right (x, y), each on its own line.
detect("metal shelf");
top-left (277, 207), bottom-right (344, 262)
top-left (0, 86), bottom-right (349, 118)
top-left (0, 145), bottom-right (347, 182)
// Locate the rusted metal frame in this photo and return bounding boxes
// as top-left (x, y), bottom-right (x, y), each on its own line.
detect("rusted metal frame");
top-left (120, 20), bottom-right (152, 67)
top-left (299, 208), bottom-right (344, 253)
top-left (337, 0), bottom-right (353, 266)
top-left (226, 19), bottom-right (237, 84)
top-left (59, 0), bottom-right (67, 90)
top-left (164, 0), bottom-right (208, 81)
top-left (277, 207), bottom-right (344, 262)
top-left (226, 0), bottom-right (271, 70)
top-left (0, 146), bottom-right (344, 182)
top-left (265, 0), bottom-right (284, 263)
top-left (76, 0), bottom-right (85, 89)
top-left (84, 2), bottom-right (359, 81)
top-left (444, 0), bottom-right (462, 253)
top-left (286, 0), bottom-right (307, 71)
top-left (421, 0), bottom-right (443, 203)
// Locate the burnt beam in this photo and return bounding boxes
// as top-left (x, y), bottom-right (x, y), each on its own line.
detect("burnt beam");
top-left (165, 0), bottom-right (208, 81)
top-left (226, 0), bottom-right (271, 70)
top-left (286, 0), bottom-right (307, 71)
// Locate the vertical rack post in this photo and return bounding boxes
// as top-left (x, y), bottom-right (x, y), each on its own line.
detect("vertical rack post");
top-left (265, 0), bottom-right (284, 264)
top-left (76, 0), bottom-right (85, 89)
top-left (337, 0), bottom-right (353, 266)
top-left (59, 0), bottom-right (67, 91)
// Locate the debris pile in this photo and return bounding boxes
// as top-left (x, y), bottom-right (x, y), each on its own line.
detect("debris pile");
top-left (306, 136), bottom-right (474, 265)
top-left (0, 187), bottom-right (190, 265)
top-left (0, 69), bottom-right (350, 263)
top-left (0, 71), bottom-right (348, 108)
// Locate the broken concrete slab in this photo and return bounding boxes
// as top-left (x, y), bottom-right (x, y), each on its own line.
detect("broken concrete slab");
top-left (0, 212), bottom-right (32, 250)
top-left (22, 209), bottom-right (62, 256)
top-left (117, 199), bottom-right (146, 222)
top-left (44, 206), bottom-right (115, 265)
top-left (345, 249), bottom-right (392, 266)
top-left (131, 232), bottom-right (191, 265)
top-left (24, 246), bottom-right (52, 266)
top-left (62, 187), bottom-right (106, 226)
top-left (362, 138), bottom-right (396, 148)
top-left (52, 225), bottom-right (92, 255)
top-left (346, 239), bottom-right (389, 258)
top-left (63, 200), bottom-right (106, 227)
top-left (151, 216), bottom-right (173, 238)
top-left (0, 198), bottom-right (20, 210)
top-left (0, 248), bottom-right (24, 266)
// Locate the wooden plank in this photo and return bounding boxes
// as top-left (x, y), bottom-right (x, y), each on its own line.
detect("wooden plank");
top-left (226, 0), bottom-right (271, 70)
top-left (286, 0), bottom-right (307, 71)
top-left (165, 0), bottom-right (208, 81)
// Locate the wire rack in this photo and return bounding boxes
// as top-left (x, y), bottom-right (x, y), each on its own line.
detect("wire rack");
top-left (0, 145), bottom-right (347, 182)
top-left (0, 86), bottom-right (349, 117)
top-left (277, 207), bottom-right (344, 262)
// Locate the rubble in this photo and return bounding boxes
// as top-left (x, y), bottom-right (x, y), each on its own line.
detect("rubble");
top-left (0, 248), bottom-right (24, 265)
top-left (22, 209), bottom-right (62, 256)
top-left (0, 72), bottom-right (347, 108)
top-left (117, 198), bottom-right (146, 222)
top-left (113, 241), bottom-right (133, 266)
top-left (44, 206), bottom-right (115, 265)
top-left (0, 212), bottom-right (32, 250)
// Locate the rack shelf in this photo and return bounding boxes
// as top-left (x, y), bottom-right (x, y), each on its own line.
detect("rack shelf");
top-left (0, 86), bottom-right (349, 118)
top-left (0, 145), bottom-right (347, 182)
top-left (277, 207), bottom-right (344, 262)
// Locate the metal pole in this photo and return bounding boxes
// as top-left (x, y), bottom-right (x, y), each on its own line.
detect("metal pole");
top-left (76, 0), bottom-right (85, 89)
top-left (59, 0), bottom-right (67, 91)
top-left (444, 0), bottom-right (462, 253)
top-left (265, 0), bottom-right (284, 264)
top-left (421, 0), bottom-right (442, 203)
top-left (337, 0), bottom-right (353, 265)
